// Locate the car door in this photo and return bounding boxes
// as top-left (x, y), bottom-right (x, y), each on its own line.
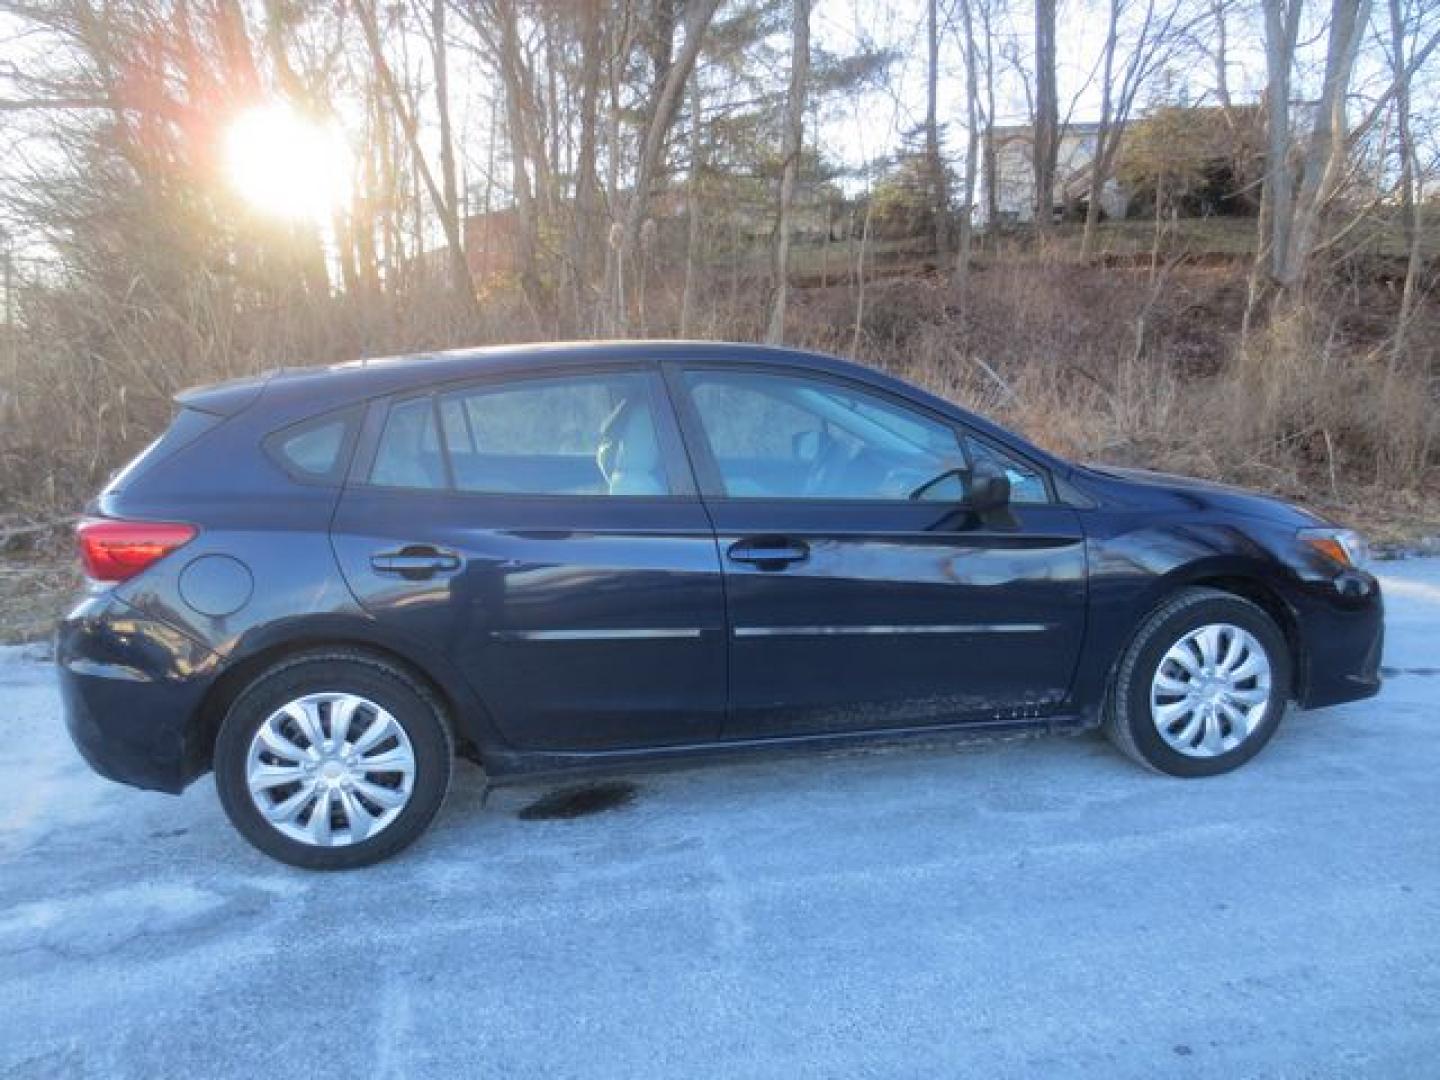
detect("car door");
top-left (666, 363), bottom-right (1087, 740)
top-left (330, 364), bottom-right (727, 752)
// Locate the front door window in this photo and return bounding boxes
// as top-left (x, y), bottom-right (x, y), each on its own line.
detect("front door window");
top-left (681, 370), bottom-right (970, 501)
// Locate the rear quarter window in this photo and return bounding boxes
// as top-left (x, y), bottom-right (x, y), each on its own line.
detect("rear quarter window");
top-left (265, 408), bottom-right (361, 484)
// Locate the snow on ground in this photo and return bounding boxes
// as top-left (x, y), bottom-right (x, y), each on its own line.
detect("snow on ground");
top-left (2, 563), bottom-right (1439, 1078)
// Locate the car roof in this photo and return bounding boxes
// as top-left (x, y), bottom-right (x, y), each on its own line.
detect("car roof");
top-left (181, 341), bottom-right (850, 413)
top-left (285, 340), bottom-right (863, 396)
top-left (178, 340), bottom-right (1068, 471)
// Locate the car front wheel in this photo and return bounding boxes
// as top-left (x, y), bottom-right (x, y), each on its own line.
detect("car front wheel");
top-left (1104, 587), bottom-right (1292, 777)
top-left (214, 650), bottom-right (454, 869)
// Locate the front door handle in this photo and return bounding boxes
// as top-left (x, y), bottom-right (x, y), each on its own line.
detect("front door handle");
top-left (370, 545), bottom-right (462, 580)
top-left (727, 537), bottom-right (810, 571)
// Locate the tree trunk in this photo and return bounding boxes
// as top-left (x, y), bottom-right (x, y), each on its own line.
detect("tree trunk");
top-left (353, 0), bottom-right (476, 313)
top-left (925, 0), bottom-right (946, 256)
top-left (1081, 0), bottom-right (1120, 257)
top-left (680, 77), bottom-right (704, 337)
top-left (599, 13), bottom-right (629, 334)
top-left (981, 0), bottom-right (999, 231)
top-left (1248, 0), bottom-right (1302, 325)
top-left (1033, 0), bottom-right (1058, 234)
top-left (1274, 0), bottom-right (1372, 291)
top-left (850, 196), bottom-right (874, 358)
top-left (1211, 0), bottom-right (1234, 111)
top-left (573, 0), bottom-right (604, 321)
top-left (766, 0), bottom-right (811, 344)
top-left (954, 0), bottom-right (981, 287)
top-left (431, 0), bottom-right (468, 306)
top-left (495, 0), bottom-right (546, 316)
top-left (617, 0), bottom-right (723, 333)
top-left (1386, 0), bottom-right (1423, 374)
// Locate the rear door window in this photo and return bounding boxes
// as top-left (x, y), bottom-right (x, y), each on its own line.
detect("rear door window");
top-left (367, 371), bottom-right (672, 498)
top-left (438, 373), bottom-right (669, 497)
top-left (370, 397), bottom-right (446, 490)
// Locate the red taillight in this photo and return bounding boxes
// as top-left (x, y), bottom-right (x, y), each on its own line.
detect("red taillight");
top-left (76, 519), bottom-right (197, 583)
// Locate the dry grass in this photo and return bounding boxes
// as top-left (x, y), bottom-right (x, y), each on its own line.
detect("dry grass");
top-left (1, 255), bottom-right (1437, 641)
top-left (779, 260), bottom-right (1437, 533)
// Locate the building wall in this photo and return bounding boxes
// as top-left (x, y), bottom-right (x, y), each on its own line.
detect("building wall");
top-left (983, 124), bottom-right (1128, 227)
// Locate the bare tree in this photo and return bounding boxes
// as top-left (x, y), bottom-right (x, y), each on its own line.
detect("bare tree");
top-left (980, 0), bottom-right (1002, 229)
top-left (680, 77), bottom-right (705, 337)
top-left (1079, 0), bottom-right (1188, 256)
top-left (1278, 0), bottom-right (1371, 289)
top-left (572, 0), bottom-right (605, 318)
top-left (491, 0), bottom-right (548, 315)
top-left (431, 0), bottom-right (464, 295)
top-left (954, 0), bottom-right (982, 285)
top-left (925, 0), bottom-right (947, 255)
top-left (1383, 0), bottom-right (1438, 371)
top-left (1256, 0), bottom-right (1372, 296)
top-left (615, 0), bottom-right (722, 332)
top-left (1033, 0), bottom-right (1059, 233)
top-left (354, 0), bottom-right (477, 311)
top-left (1209, 0), bottom-right (1235, 111)
top-left (766, 0), bottom-right (811, 344)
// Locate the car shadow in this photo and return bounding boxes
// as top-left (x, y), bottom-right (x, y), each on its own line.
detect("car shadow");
top-left (514, 780), bottom-right (640, 821)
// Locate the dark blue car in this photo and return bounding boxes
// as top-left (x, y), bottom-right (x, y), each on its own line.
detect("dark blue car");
top-left (58, 342), bottom-right (1383, 868)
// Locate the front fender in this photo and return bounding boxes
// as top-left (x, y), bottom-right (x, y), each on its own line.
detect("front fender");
top-left (1071, 515), bottom-right (1304, 712)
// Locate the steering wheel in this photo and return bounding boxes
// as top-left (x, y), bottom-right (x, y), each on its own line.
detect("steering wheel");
top-left (905, 466), bottom-right (967, 502)
top-left (802, 432), bottom-right (855, 497)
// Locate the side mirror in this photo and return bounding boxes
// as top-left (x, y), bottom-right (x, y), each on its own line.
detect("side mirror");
top-left (967, 459), bottom-right (1011, 511)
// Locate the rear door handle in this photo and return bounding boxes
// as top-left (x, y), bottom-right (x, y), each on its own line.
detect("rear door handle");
top-left (370, 545), bottom-right (462, 579)
top-left (727, 537), bottom-right (810, 571)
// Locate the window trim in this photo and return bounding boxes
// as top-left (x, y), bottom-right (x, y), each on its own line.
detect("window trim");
top-left (957, 431), bottom-right (1056, 507)
top-left (263, 405), bottom-right (363, 487)
top-left (360, 392), bottom-right (450, 492)
top-left (664, 362), bottom-right (1056, 506)
top-left (351, 365), bottom-right (699, 501)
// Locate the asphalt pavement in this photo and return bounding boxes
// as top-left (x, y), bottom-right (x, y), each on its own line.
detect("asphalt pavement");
top-left (2, 560), bottom-right (1438, 1078)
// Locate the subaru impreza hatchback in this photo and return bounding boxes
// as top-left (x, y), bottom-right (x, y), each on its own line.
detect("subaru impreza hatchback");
top-left (58, 342), bottom-right (1383, 868)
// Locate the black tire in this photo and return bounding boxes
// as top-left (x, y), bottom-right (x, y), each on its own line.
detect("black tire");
top-left (214, 649), bottom-right (454, 869)
top-left (1103, 587), bottom-right (1292, 778)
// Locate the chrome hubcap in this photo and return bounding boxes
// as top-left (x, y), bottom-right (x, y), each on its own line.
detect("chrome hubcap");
top-left (245, 692), bottom-right (416, 847)
top-left (1150, 623), bottom-right (1273, 758)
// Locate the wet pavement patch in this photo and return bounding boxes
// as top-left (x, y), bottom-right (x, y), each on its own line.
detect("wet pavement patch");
top-left (517, 781), bottom-right (639, 821)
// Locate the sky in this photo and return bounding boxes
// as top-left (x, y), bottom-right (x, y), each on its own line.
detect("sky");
top-left (810, 0), bottom-right (1260, 179)
top-left (805, 0), bottom-right (1437, 183)
top-left (1, 0), bottom-right (1434, 261)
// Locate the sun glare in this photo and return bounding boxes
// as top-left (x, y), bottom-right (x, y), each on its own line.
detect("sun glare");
top-left (224, 104), bottom-right (352, 222)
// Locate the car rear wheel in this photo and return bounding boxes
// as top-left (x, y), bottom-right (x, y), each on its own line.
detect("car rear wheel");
top-left (214, 650), bottom-right (453, 869)
top-left (1103, 587), bottom-right (1292, 777)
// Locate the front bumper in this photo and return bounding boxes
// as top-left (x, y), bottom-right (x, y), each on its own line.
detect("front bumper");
top-left (1294, 568), bottom-right (1384, 709)
top-left (57, 592), bottom-right (222, 794)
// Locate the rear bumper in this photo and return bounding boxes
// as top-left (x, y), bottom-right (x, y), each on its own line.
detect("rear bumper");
top-left (1294, 569), bottom-right (1384, 709)
top-left (57, 592), bottom-right (221, 794)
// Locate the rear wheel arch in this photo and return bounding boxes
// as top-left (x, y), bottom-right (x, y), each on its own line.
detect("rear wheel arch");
top-left (213, 650), bottom-right (455, 868)
top-left (193, 632), bottom-right (494, 777)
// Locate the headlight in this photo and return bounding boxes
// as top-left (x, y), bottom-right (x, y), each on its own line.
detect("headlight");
top-left (1299, 527), bottom-right (1369, 570)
